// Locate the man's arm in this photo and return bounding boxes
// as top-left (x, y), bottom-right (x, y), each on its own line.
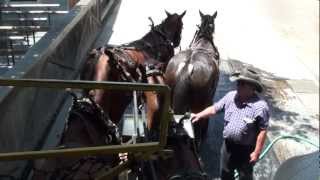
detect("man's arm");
top-left (250, 129), bottom-right (267, 163)
top-left (191, 91), bottom-right (233, 123)
top-left (191, 105), bottom-right (217, 123)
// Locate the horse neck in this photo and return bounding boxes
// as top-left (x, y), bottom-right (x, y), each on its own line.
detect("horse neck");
top-left (191, 37), bottom-right (215, 52)
top-left (128, 29), bottom-right (174, 62)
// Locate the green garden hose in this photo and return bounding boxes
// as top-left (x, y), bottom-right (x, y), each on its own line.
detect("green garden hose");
top-left (234, 135), bottom-right (319, 179)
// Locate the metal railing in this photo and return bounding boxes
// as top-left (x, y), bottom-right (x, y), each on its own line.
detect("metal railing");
top-left (0, 78), bottom-right (171, 179)
top-left (97, 0), bottom-right (116, 22)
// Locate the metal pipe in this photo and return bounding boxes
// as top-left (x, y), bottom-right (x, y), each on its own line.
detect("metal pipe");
top-left (133, 90), bottom-right (138, 143)
top-left (0, 78), bottom-right (169, 92)
top-left (0, 142), bottom-right (159, 161)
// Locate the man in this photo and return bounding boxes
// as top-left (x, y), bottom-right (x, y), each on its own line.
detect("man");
top-left (191, 67), bottom-right (270, 180)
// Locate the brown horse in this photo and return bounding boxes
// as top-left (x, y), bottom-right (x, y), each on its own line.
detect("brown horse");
top-left (80, 11), bottom-right (186, 130)
top-left (32, 94), bottom-right (120, 180)
top-left (165, 11), bottom-right (220, 144)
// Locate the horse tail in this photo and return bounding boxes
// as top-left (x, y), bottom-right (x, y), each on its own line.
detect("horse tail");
top-left (172, 61), bottom-right (193, 114)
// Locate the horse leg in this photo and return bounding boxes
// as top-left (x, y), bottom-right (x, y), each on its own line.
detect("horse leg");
top-left (108, 91), bottom-right (132, 125)
top-left (144, 76), bottom-right (159, 130)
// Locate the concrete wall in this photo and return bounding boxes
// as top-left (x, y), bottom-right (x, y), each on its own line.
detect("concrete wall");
top-left (0, 0), bottom-right (116, 177)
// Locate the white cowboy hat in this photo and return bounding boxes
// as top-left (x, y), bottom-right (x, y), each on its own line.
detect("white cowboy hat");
top-left (229, 67), bottom-right (264, 93)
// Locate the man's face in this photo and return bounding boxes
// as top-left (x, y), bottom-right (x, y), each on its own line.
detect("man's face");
top-left (236, 80), bottom-right (256, 99)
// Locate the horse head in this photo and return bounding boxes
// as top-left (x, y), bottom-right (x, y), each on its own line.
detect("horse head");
top-left (162, 10), bottom-right (186, 48)
top-left (195, 10), bottom-right (217, 44)
top-left (131, 10), bottom-right (186, 64)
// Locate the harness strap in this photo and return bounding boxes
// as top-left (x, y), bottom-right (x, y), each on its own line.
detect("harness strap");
top-left (105, 48), bottom-right (141, 83)
top-left (153, 28), bottom-right (173, 45)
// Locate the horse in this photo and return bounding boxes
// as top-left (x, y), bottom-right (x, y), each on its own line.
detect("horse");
top-left (32, 93), bottom-right (121, 180)
top-left (80, 11), bottom-right (186, 130)
top-left (164, 11), bottom-right (220, 145)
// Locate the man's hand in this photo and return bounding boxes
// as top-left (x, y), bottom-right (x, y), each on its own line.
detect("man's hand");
top-left (251, 129), bottom-right (267, 163)
top-left (249, 151), bottom-right (260, 163)
top-left (191, 113), bottom-right (200, 123)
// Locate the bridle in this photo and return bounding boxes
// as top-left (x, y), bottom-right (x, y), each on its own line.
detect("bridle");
top-left (124, 17), bottom-right (179, 62)
top-left (190, 23), bottom-right (214, 47)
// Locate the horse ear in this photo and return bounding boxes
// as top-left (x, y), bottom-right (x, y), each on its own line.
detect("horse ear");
top-left (199, 10), bottom-right (204, 18)
top-left (213, 11), bottom-right (218, 19)
top-left (165, 10), bottom-right (171, 17)
top-left (180, 10), bottom-right (186, 18)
